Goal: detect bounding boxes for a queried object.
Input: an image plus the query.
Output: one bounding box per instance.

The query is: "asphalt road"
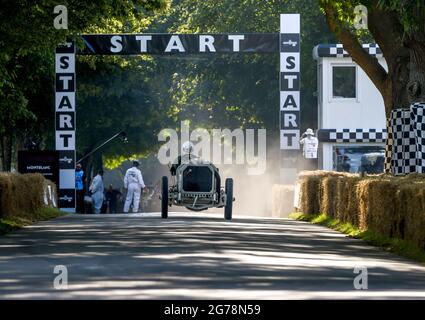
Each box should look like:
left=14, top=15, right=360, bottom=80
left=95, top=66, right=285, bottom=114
left=1, top=212, right=425, bottom=299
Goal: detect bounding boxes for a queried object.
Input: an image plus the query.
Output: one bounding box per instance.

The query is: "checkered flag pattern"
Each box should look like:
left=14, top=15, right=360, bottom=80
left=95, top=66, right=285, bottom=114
left=317, top=128, right=387, bottom=143
left=384, top=118, right=393, bottom=173
left=410, top=103, right=425, bottom=173
left=329, top=44, right=348, bottom=58
left=315, top=43, right=383, bottom=59
left=390, top=108, right=416, bottom=175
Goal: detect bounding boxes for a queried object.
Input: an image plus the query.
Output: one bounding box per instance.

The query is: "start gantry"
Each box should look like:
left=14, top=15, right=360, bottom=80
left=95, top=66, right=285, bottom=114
left=80, top=33, right=279, bottom=55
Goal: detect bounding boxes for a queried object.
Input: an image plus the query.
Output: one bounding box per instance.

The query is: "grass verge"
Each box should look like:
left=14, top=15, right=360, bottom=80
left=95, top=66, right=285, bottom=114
left=0, top=207, right=67, bottom=235
left=289, top=212, right=425, bottom=264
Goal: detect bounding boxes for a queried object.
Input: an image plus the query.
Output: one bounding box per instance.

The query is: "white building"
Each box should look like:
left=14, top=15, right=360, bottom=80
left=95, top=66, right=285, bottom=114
left=313, top=44, right=387, bottom=173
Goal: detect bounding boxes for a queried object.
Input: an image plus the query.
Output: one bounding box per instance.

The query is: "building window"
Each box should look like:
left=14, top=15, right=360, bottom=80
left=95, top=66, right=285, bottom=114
left=332, top=66, right=356, bottom=99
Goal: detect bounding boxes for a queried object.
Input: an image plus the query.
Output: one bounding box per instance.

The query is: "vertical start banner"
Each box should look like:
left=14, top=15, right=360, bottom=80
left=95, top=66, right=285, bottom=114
left=280, top=14, right=300, bottom=183
left=55, top=42, right=76, bottom=211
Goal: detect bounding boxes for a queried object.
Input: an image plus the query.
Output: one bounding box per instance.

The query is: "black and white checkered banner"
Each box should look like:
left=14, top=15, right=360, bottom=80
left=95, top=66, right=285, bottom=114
left=313, top=43, right=383, bottom=59
left=410, top=103, right=425, bottom=173
left=384, top=118, right=393, bottom=173
left=390, top=108, right=417, bottom=175
left=317, top=128, right=387, bottom=143
left=279, top=14, right=300, bottom=182
left=55, top=42, right=76, bottom=211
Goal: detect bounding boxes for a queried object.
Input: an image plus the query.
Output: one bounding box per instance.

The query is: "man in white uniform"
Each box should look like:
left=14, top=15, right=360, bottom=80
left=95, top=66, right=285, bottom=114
left=300, top=128, right=318, bottom=159
left=300, top=128, right=319, bottom=170
left=89, top=170, right=104, bottom=214
left=123, top=161, right=145, bottom=213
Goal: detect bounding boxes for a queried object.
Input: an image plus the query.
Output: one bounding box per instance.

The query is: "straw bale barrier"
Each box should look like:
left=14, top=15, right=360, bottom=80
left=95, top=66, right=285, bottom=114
left=0, top=173, right=57, bottom=218
left=272, top=184, right=294, bottom=217
left=296, top=171, right=425, bottom=249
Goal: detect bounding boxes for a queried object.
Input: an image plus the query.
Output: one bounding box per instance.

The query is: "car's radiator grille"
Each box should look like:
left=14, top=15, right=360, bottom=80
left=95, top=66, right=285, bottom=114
left=182, top=192, right=213, bottom=198
left=183, top=166, right=212, bottom=192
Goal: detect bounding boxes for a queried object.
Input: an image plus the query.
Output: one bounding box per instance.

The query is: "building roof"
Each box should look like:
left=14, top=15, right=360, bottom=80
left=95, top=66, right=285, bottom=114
left=313, top=43, right=383, bottom=60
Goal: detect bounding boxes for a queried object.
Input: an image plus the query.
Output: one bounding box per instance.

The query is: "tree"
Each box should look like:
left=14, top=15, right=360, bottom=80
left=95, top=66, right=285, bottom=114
left=319, top=0, right=425, bottom=117
left=0, top=0, right=167, bottom=171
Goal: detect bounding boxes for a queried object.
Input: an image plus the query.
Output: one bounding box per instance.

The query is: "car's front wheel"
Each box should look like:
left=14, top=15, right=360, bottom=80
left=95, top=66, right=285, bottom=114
left=224, top=178, right=233, bottom=220
left=161, top=176, right=168, bottom=219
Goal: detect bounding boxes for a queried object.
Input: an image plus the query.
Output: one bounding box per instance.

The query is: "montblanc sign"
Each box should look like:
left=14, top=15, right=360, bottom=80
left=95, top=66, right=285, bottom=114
left=81, top=34, right=279, bottom=55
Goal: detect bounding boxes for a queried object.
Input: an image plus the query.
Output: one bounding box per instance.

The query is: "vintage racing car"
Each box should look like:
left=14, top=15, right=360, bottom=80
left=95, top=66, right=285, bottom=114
left=160, top=144, right=234, bottom=220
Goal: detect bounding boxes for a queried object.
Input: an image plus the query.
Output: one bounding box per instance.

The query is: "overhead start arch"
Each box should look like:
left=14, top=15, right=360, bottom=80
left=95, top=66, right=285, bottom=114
left=55, top=14, right=301, bottom=211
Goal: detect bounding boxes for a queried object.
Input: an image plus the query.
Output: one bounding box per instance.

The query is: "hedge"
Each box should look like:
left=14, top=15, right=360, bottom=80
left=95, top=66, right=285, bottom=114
left=295, top=171, right=425, bottom=250
left=0, top=173, right=57, bottom=218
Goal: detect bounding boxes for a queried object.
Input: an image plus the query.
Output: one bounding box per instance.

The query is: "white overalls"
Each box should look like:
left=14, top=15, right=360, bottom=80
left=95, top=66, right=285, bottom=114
left=123, top=167, right=145, bottom=213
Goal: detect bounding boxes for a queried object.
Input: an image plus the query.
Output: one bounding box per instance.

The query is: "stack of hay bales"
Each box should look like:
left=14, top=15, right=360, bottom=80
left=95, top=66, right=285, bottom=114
left=297, top=171, right=344, bottom=216
left=392, top=175, right=425, bottom=248
left=296, top=171, right=425, bottom=249
left=357, top=177, right=398, bottom=236
left=0, top=173, right=57, bottom=218
left=272, top=184, right=294, bottom=218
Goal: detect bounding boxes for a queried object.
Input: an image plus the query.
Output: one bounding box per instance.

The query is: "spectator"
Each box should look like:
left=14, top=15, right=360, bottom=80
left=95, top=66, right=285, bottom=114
left=105, top=184, right=122, bottom=213
left=75, top=163, right=85, bottom=213
left=89, top=170, right=104, bottom=214
left=341, top=155, right=351, bottom=172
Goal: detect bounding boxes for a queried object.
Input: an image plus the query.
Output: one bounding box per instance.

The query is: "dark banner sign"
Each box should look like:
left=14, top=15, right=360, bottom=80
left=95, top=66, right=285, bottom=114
left=81, top=33, right=279, bottom=55
left=18, top=150, right=59, bottom=187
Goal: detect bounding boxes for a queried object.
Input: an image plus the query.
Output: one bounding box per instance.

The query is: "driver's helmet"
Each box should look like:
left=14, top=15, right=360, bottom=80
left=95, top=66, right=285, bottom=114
left=181, top=141, right=194, bottom=155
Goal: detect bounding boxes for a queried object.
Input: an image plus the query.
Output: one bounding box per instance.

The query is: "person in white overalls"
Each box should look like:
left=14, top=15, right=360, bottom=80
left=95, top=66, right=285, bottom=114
left=300, top=128, right=319, bottom=170
left=123, top=161, right=146, bottom=213
left=89, top=170, right=105, bottom=214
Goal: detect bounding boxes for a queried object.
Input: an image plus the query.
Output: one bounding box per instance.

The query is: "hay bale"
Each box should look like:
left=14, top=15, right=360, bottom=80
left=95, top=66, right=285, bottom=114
left=298, top=171, right=325, bottom=215
left=335, top=176, right=350, bottom=222
left=335, top=175, right=361, bottom=226
left=272, top=184, right=294, bottom=217
left=294, top=171, right=425, bottom=249
left=320, top=175, right=340, bottom=218
left=357, top=177, right=398, bottom=235
left=397, top=178, right=425, bottom=248
left=0, top=173, right=47, bottom=218
left=0, top=173, right=13, bottom=218
left=297, top=171, right=346, bottom=216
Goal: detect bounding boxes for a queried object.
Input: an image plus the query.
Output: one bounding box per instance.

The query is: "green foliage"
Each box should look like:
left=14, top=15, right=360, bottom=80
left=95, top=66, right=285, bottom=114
left=76, top=55, right=172, bottom=161
left=378, top=0, right=425, bottom=32
left=157, top=0, right=334, bottom=130
left=0, top=0, right=168, bottom=169
left=319, top=0, right=425, bottom=42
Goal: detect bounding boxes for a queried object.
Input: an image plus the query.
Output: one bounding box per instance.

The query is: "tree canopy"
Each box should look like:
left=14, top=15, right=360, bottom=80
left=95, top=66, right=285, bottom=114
left=319, top=0, right=425, bottom=116
left=0, top=0, right=167, bottom=170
